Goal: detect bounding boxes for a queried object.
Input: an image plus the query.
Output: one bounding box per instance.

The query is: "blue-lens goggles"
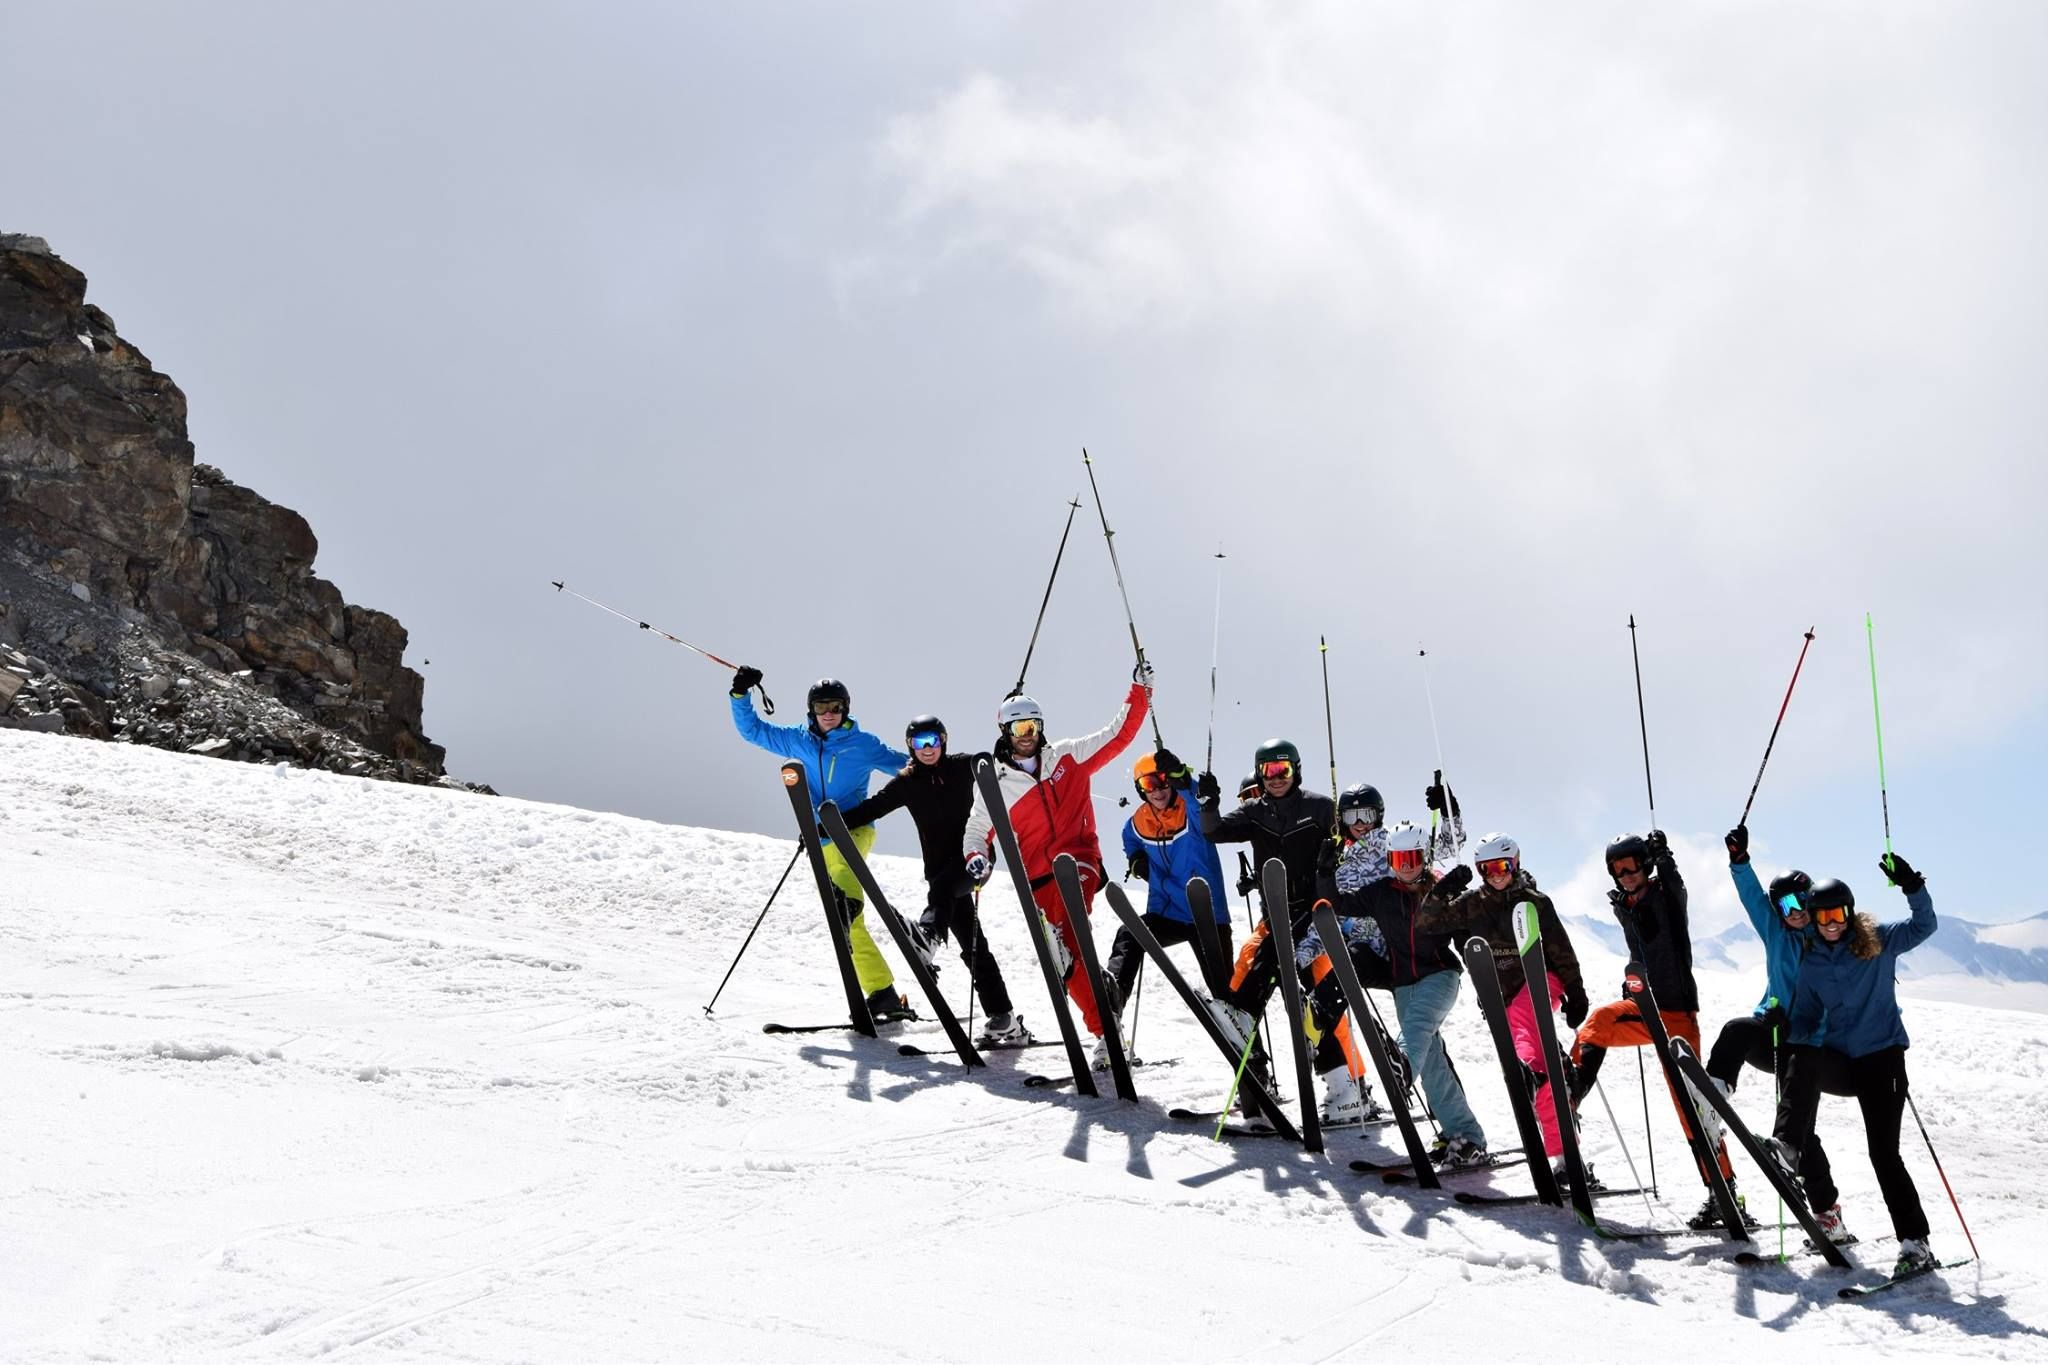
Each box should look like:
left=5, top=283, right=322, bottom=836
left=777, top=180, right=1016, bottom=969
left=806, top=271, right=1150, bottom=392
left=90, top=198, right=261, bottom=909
left=1776, top=892, right=1807, bottom=918
left=909, top=731, right=945, bottom=752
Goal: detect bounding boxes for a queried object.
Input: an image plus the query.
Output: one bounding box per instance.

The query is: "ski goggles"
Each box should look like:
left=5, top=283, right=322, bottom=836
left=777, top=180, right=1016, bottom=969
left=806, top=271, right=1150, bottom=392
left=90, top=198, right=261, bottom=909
left=908, top=731, right=945, bottom=752
left=1812, top=904, right=1851, bottom=927
left=1609, top=860, right=1644, bottom=880
left=811, top=701, right=847, bottom=716
left=1341, top=807, right=1380, bottom=829
left=1136, top=769, right=1173, bottom=792
left=1476, top=857, right=1517, bottom=880
left=1776, top=892, right=1808, bottom=919
left=1388, top=847, right=1428, bottom=875
left=1259, top=760, right=1294, bottom=781
left=1006, top=718, right=1041, bottom=739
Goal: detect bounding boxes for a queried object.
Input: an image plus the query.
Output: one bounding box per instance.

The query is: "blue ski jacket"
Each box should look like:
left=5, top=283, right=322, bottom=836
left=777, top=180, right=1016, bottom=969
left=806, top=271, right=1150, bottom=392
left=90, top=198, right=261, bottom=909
left=730, top=694, right=908, bottom=835
left=1121, top=776, right=1230, bottom=926
left=1731, top=860, right=1823, bottom=1045
left=1789, top=886, right=1936, bottom=1059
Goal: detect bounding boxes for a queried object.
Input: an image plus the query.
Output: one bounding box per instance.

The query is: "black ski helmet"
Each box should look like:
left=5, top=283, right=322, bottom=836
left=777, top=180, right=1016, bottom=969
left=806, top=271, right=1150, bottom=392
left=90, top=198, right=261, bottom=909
left=1253, top=738, right=1302, bottom=770
left=1807, top=878, right=1856, bottom=913
left=905, top=714, right=946, bottom=747
left=1338, top=783, right=1384, bottom=824
left=1237, top=772, right=1262, bottom=800
left=807, top=678, right=851, bottom=711
left=1605, top=833, right=1652, bottom=875
left=1767, top=870, right=1814, bottom=907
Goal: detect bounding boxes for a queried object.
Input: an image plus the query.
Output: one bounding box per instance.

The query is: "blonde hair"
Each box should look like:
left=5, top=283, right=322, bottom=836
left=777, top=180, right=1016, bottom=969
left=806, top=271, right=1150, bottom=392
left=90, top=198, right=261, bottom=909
left=1849, top=912, right=1883, bottom=961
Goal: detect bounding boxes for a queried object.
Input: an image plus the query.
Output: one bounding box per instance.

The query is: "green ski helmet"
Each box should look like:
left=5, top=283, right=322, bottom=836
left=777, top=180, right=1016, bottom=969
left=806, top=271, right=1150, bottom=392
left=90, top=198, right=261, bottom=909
left=1253, top=739, right=1301, bottom=789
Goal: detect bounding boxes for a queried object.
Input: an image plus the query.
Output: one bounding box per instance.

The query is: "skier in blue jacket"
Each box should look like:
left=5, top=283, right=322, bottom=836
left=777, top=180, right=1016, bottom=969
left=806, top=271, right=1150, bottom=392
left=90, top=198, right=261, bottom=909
left=1106, top=748, right=1233, bottom=1009
left=729, top=669, right=912, bottom=1020
left=1780, top=852, right=1941, bottom=1279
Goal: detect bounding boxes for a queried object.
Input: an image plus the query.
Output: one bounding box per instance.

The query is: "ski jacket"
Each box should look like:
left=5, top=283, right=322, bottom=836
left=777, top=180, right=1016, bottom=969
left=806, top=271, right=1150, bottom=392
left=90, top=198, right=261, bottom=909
left=1608, top=846, right=1698, bottom=1012
left=1331, top=875, right=1462, bottom=987
left=1336, top=815, right=1466, bottom=893
left=1731, top=860, right=1822, bottom=1043
left=1789, top=886, right=1936, bottom=1059
left=1120, top=776, right=1230, bottom=926
left=729, top=695, right=908, bottom=835
left=1415, top=871, right=1584, bottom=1006
left=841, top=752, right=988, bottom=890
left=1199, top=786, right=1338, bottom=914
left=963, top=683, right=1149, bottom=885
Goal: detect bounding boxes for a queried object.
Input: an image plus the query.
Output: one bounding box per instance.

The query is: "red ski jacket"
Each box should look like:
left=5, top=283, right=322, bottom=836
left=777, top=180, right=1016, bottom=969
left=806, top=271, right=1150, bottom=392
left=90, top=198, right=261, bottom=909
left=963, top=683, right=1149, bottom=887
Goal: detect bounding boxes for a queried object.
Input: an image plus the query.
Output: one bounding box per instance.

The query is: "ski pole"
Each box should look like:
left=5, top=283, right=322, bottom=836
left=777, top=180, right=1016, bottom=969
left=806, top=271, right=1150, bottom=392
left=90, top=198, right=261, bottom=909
left=1906, top=1092, right=1980, bottom=1260
left=1594, top=1079, right=1658, bottom=1226
left=1419, top=646, right=1463, bottom=855
left=1206, top=547, right=1226, bottom=773
left=1737, top=627, right=1817, bottom=827
left=1319, top=636, right=1341, bottom=846
left=1636, top=1048, right=1658, bottom=1197
left=1081, top=448, right=1164, bottom=747
left=1010, top=497, right=1085, bottom=698
left=1627, top=614, right=1657, bottom=831
left=1215, top=1017, right=1264, bottom=1140
left=553, top=580, right=776, bottom=714
left=702, top=844, right=802, bottom=1014
left=1867, top=612, right=1894, bottom=864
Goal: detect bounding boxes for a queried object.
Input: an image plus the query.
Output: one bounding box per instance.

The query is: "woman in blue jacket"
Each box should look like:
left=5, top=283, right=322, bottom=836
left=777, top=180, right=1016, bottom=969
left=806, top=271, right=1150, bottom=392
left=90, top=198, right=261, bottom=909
left=729, top=670, right=911, bottom=1020
left=1782, top=851, right=1940, bottom=1279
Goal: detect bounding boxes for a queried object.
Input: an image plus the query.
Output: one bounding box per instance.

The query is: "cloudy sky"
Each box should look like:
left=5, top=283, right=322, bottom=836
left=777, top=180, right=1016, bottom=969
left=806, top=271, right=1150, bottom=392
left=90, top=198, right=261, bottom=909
left=8, top=2, right=2044, bottom=934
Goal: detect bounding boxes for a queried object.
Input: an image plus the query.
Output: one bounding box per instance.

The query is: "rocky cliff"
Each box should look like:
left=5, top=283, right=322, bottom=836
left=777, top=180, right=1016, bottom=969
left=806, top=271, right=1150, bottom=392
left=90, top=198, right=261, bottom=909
left=0, top=233, right=457, bottom=784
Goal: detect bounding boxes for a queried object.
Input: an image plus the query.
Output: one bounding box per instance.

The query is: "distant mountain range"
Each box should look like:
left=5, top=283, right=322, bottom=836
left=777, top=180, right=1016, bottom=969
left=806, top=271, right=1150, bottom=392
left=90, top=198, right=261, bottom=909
left=1564, top=910, right=2048, bottom=988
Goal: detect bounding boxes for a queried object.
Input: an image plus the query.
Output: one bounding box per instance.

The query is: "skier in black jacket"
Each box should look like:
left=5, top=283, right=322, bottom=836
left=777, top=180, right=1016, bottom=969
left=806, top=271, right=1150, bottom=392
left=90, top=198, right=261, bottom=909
left=840, top=716, right=1024, bottom=1045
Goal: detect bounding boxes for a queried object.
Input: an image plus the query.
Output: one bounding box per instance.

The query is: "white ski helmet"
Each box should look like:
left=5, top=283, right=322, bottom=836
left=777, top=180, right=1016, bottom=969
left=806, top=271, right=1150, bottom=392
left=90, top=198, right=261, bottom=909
left=1385, top=821, right=1429, bottom=855
left=996, top=695, right=1044, bottom=729
left=1473, top=832, right=1520, bottom=868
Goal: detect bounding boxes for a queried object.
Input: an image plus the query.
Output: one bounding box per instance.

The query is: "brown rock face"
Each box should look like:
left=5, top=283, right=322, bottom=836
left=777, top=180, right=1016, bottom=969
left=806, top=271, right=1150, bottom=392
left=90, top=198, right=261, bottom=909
left=0, top=233, right=447, bottom=777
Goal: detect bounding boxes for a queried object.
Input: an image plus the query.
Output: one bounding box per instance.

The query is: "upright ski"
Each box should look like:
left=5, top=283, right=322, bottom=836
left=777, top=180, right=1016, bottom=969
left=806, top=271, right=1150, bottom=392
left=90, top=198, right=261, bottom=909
left=973, top=759, right=1095, bottom=1097
left=1670, top=1038, right=1852, bottom=1268
left=1259, top=859, right=1323, bottom=1154
left=1623, top=974, right=1749, bottom=1243
left=1055, top=853, right=1134, bottom=1100
left=1312, top=901, right=1438, bottom=1187
left=1186, top=875, right=1231, bottom=994
left=1460, top=935, right=1562, bottom=1207
left=819, top=801, right=984, bottom=1070
left=1513, top=902, right=1596, bottom=1224
left=781, top=764, right=874, bottom=1037
left=1102, top=882, right=1299, bottom=1139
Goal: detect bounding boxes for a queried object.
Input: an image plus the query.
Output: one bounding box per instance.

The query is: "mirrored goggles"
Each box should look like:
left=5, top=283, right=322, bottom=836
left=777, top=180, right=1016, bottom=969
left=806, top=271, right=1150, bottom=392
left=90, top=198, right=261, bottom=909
left=909, top=731, right=945, bottom=752
left=1341, top=807, right=1380, bottom=830
left=1136, top=770, right=1173, bottom=792
left=1007, top=718, right=1041, bottom=739
left=1388, top=847, right=1428, bottom=874
left=1812, top=905, right=1850, bottom=927
left=1477, top=857, right=1517, bottom=880
left=1776, top=892, right=1808, bottom=919
left=1259, top=760, right=1294, bottom=781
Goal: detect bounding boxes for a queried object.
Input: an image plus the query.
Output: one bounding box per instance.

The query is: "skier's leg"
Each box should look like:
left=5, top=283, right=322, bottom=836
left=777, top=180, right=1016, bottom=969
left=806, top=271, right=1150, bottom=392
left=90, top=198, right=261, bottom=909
left=1569, top=997, right=1646, bottom=1098
left=1705, top=1013, right=1764, bottom=1090
left=1852, top=1048, right=1930, bottom=1243
left=823, top=826, right=894, bottom=994
left=951, top=889, right=1014, bottom=1017
left=1664, top=1013, right=1734, bottom=1179
left=1774, top=1044, right=1833, bottom=1206
left=1033, top=871, right=1102, bottom=1035
left=1505, top=975, right=1564, bottom=1158
left=1399, top=973, right=1484, bottom=1146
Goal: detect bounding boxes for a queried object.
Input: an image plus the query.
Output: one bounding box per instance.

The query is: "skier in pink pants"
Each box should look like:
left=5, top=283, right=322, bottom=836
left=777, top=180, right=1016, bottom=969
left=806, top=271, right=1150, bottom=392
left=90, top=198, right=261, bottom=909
left=1417, top=833, right=1592, bottom=1185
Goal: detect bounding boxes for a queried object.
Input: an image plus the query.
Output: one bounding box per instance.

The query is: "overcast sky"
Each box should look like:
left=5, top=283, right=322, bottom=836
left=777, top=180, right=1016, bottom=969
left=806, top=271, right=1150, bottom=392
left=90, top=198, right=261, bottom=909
left=7, top=2, right=2044, bottom=934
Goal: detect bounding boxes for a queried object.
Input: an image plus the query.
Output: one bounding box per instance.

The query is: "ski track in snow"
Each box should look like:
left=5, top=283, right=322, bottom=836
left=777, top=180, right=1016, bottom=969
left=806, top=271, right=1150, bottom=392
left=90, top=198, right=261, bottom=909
left=2, top=730, right=2044, bottom=1361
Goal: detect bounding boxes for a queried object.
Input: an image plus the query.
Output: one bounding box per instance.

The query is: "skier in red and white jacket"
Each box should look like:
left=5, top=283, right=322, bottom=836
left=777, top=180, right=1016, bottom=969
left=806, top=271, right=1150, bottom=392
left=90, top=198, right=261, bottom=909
left=963, top=665, right=1152, bottom=1051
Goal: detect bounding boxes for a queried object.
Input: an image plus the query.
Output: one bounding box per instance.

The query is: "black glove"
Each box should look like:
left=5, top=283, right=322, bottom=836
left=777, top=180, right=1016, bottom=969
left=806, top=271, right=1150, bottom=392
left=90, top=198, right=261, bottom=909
left=1563, top=984, right=1589, bottom=1029
left=1435, top=864, right=1474, bottom=897
left=1195, top=770, right=1221, bottom=804
left=1647, top=829, right=1669, bottom=859
left=1725, top=824, right=1750, bottom=864
left=1423, top=780, right=1460, bottom=817
left=1153, top=747, right=1185, bottom=778
left=1759, top=1002, right=1789, bottom=1035
left=1127, top=848, right=1151, bottom=882
left=1880, top=851, right=1924, bottom=895
left=730, top=664, right=763, bottom=697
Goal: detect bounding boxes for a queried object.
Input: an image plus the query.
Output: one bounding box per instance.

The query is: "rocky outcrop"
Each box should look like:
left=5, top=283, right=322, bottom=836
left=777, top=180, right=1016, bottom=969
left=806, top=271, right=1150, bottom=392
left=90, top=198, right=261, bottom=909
left=0, top=233, right=457, bottom=782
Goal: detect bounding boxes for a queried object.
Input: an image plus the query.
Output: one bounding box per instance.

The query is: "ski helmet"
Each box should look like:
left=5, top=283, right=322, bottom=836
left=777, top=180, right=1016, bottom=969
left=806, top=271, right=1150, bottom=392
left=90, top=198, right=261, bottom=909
left=1605, top=833, right=1651, bottom=876
left=1338, top=783, right=1384, bottom=828
left=1807, top=878, right=1855, bottom=913
left=1253, top=739, right=1302, bottom=784
left=996, top=694, right=1044, bottom=728
left=1767, top=869, right=1814, bottom=916
left=1237, top=772, right=1262, bottom=800
left=807, top=677, right=851, bottom=711
left=905, top=714, right=947, bottom=750
left=1131, top=751, right=1171, bottom=797
left=1385, top=820, right=1429, bottom=853
left=1474, top=832, right=1520, bottom=872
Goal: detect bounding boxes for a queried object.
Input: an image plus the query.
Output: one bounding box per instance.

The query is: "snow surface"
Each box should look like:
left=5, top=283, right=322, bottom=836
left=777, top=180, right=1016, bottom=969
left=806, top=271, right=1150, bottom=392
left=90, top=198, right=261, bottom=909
left=3, top=730, right=2044, bottom=1362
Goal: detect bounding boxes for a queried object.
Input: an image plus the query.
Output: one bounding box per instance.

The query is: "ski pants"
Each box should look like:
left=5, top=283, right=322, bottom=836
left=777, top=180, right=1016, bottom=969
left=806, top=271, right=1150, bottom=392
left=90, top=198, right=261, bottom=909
left=1031, top=861, right=1105, bottom=1036
left=920, top=884, right=1013, bottom=1018
left=821, top=825, right=893, bottom=995
left=1505, top=972, right=1568, bottom=1158
left=1570, top=1002, right=1733, bottom=1181
left=1105, top=914, right=1234, bottom=1006
left=1226, top=915, right=1352, bottom=1076
left=1395, top=970, right=1484, bottom=1148
left=1778, top=1045, right=1927, bottom=1240
left=1707, top=1013, right=1859, bottom=1097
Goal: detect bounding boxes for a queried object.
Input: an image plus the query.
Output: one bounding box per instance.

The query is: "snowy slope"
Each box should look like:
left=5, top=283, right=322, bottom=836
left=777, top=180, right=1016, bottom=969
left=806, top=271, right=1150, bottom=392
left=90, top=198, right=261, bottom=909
left=2, top=730, right=2044, bottom=1362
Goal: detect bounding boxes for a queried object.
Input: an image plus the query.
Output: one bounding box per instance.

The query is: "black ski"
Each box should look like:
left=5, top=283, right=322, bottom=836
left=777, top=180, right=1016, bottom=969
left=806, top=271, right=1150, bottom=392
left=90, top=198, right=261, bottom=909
left=899, top=1039, right=1058, bottom=1058
left=1369, top=1150, right=1523, bottom=1181
left=1312, top=901, right=1440, bottom=1188
left=1513, top=902, right=1596, bottom=1225
left=1055, top=853, right=1134, bottom=1100
left=1456, top=1183, right=1648, bottom=1208
left=780, top=764, right=874, bottom=1036
left=1026, top=1057, right=1179, bottom=1089
left=1734, top=1236, right=1866, bottom=1267
left=1460, top=935, right=1563, bottom=1207
left=1186, top=875, right=1233, bottom=994
left=1622, top=973, right=1750, bottom=1243
left=974, top=759, right=1096, bottom=1097
left=1102, top=882, right=1299, bottom=1139
left=764, top=1021, right=889, bottom=1035
left=1258, top=860, right=1323, bottom=1152
left=1839, top=1260, right=1971, bottom=1301
left=819, top=801, right=984, bottom=1070
left=1669, top=1038, right=1853, bottom=1268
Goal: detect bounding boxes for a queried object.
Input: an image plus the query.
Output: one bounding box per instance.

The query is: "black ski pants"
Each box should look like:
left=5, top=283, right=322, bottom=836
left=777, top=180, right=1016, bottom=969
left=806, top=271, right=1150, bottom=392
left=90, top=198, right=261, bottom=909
left=919, top=885, right=1014, bottom=1018
left=1777, top=1044, right=1928, bottom=1242
left=1106, top=914, right=1234, bottom=1005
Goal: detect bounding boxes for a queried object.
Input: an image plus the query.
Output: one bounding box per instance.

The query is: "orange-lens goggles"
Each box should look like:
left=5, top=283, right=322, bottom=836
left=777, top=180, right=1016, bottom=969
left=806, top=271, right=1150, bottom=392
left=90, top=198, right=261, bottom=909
left=1477, top=857, right=1516, bottom=879
left=1609, top=860, right=1643, bottom=879
left=1812, top=905, right=1850, bottom=926
left=1137, top=770, right=1172, bottom=792
left=1260, top=760, right=1294, bottom=780
left=1389, top=848, right=1427, bottom=874
left=1008, top=718, right=1041, bottom=738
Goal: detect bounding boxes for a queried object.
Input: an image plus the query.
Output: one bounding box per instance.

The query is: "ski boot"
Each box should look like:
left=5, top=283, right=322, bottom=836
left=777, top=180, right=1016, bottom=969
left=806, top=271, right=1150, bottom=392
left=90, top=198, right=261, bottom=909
left=976, top=1011, right=1033, bottom=1048
left=863, top=987, right=916, bottom=1025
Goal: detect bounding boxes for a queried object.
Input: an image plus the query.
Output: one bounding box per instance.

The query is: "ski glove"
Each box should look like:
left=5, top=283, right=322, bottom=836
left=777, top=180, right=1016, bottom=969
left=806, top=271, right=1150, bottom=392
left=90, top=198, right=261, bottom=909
left=1434, top=864, right=1475, bottom=898
left=1152, top=747, right=1186, bottom=779
left=1725, top=823, right=1750, bottom=864
left=1127, top=848, right=1151, bottom=882
left=1562, top=984, right=1589, bottom=1029
left=965, top=852, right=993, bottom=887
left=1423, top=782, right=1460, bottom=817
left=1879, top=851, right=1924, bottom=895
left=1195, top=771, right=1221, bottom=804
left=730, top=664, right=763, bottom=697
left=1647, top=829, right=1670, bottom=859
left=1133, top=659, right=1156, bottom=689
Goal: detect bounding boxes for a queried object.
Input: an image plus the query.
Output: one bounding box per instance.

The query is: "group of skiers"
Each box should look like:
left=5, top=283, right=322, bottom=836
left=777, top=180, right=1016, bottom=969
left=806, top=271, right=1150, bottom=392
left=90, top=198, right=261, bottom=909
left=722, top=664, right=1944, bottom=1282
